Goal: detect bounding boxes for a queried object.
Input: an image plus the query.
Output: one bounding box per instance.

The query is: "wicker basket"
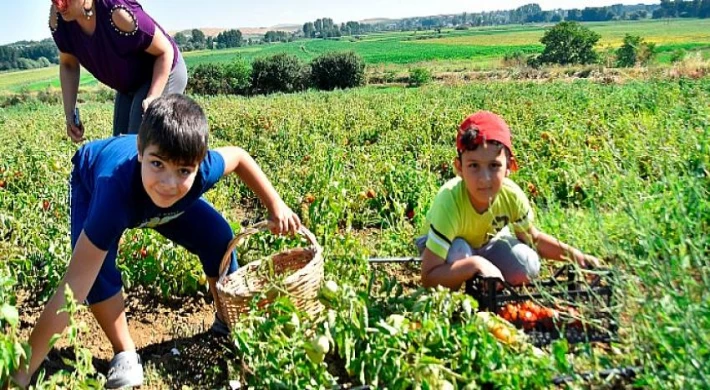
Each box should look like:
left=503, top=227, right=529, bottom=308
left=215, top=221, right=324, bottom=331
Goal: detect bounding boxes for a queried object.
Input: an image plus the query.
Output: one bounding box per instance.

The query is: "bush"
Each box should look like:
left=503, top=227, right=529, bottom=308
left=309, top=51, right=366, bottom=91
left=223, top=58, right=252, bottom=95
left=187, top=58, right=251, bottom=95
left=670, top=49, right=687, bottom=63
left=188, top=63, right=226, bottom=95
left=408, top=67, right=432, bottom=87
left=502, top=51, right=528, bottom=67
left=251, top=53, right=309, bottom=95
left=615, top=34, right=656, bottom=67
left=538, top=21, right=600, bottom=65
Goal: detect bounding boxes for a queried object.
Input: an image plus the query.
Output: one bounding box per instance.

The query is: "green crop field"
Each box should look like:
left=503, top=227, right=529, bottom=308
left=2, top=18, right=710, bottom=92
left=1, top=78, right=708, bottom=388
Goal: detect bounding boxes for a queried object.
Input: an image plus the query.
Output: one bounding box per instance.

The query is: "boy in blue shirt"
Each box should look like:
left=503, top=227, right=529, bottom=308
left=13, top=94, right=301, bottom=388
left=418, top=111, right=600, bottom=290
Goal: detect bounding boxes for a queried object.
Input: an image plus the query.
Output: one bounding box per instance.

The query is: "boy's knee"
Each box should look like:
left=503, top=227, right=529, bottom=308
left=446, top=238, right=473, bottom=263
left=199, top=222, right=235, bottom=277
left=508, top=244, right=540, bottom=284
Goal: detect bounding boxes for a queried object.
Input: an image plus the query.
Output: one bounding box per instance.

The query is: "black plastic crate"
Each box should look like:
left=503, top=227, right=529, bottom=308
left=465, top=265, right=618, bottom=347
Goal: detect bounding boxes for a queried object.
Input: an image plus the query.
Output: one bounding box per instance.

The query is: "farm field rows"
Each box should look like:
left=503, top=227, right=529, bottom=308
left=2, top=18, right=710, bottom=92
left=1, top=79, right=708, bottom=388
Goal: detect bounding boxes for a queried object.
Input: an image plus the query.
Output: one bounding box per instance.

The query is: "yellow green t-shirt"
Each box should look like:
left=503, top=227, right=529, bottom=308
left=423, top=177, right=534, bottom=259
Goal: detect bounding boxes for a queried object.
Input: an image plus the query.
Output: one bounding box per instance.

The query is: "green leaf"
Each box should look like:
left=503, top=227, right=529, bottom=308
left=0, top=303, right=18, bottom=326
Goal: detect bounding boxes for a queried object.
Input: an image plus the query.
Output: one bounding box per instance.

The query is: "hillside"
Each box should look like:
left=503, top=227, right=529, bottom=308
left=172, top=24, right=301, bottom=38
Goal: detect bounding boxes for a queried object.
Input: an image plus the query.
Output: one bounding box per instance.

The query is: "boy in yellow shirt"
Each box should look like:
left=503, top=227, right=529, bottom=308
left=418, top=111, right=600, bottom=289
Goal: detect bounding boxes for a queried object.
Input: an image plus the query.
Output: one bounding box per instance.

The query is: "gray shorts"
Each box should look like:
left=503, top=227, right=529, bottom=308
left=112, top=52, right=188, bottom=136
left=416, top=227, right=540, bottom=286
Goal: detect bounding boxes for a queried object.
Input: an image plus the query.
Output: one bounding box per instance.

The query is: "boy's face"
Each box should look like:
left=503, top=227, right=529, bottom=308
left=138, top=144, right=200, bottom=208
left=454, top=143, right=509, bottom=212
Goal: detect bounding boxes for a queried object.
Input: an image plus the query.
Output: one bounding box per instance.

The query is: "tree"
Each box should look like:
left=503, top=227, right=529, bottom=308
left=191, top=29, right=206, bottom=49
left=616, top=34, right=657, bottom=67
left=303, top=22, right=315, bottom=38
left=251, top=53, right=308, bottom=95
left=538, top=21, right=601, bottom=65
left=173, top=32, right=188, bottom=46
left=309, top=51, right=365, bottom=90
left=216, top=29, right=243, bottom=48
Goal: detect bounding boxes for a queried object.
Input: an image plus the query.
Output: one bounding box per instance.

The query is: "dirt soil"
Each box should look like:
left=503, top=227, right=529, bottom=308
left=18, top=287, right=236, bottom=389
left=15, top=259, right=422, bottom=389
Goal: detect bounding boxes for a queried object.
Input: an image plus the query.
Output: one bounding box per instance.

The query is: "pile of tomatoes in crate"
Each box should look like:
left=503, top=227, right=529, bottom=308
left=497, top=300, right=581, bottom=331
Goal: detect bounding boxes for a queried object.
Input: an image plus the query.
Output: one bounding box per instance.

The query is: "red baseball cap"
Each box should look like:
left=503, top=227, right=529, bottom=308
left=457, top=111, right=518, bottom=171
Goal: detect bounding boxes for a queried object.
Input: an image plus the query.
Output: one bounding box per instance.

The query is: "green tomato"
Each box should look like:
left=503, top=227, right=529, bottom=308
left=439, top=380, right=454, bottom=390
left=304, top=334, right=329, bottom=364
left=313, top=334, right=330, bottom=355
left=321, top=280, right=339, bottom=300
left=284, top=313, right=300, bottom=336
left=386, top=314, right=406, bottom=330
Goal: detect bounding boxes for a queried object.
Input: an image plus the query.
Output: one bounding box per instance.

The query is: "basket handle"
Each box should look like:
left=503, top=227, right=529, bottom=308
left=218, top=221, right=321, bottom=279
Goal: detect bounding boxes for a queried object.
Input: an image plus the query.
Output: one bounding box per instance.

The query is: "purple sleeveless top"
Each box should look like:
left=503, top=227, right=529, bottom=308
left=50, top=0, right=179, bottom=94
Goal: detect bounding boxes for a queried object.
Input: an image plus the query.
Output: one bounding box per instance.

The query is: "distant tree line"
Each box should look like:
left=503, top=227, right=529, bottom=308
left=174, top=28, right=245, bottom=51
left=302, top=18, right=376, bottom=38
left=379, top=3, right=660, bottom=29
left=0, top=39, right=59, bottom=71
left=653, top=0, right=710, bottom=18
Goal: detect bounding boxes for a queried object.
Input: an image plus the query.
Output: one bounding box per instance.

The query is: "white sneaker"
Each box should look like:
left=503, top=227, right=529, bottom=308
left=106, top=350, right=144, bottom=389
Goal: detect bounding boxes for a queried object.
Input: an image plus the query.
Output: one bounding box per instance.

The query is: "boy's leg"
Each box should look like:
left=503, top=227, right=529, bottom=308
left=479, top=228, right=540, bottom=286
left=153, top=198, right=238, bottom=320
left=447, top=238, right=475, bottom=263
left=416, top=235, right=477, bottom=263
left=89, top=291, right=135, bottom=353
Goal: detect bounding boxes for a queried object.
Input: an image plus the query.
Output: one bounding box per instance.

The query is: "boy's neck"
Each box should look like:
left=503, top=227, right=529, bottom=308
left=467, top=191, right=493, bottom=214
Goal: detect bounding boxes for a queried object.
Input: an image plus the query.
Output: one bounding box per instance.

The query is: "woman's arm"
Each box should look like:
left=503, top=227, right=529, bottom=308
left=59, top=51, right=84, bottom=142
left=142, top=28, right=174, bottom=111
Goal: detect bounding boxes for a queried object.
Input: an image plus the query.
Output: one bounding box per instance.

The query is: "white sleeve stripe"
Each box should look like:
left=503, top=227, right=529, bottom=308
left=428, top=231, right=451, bottom=252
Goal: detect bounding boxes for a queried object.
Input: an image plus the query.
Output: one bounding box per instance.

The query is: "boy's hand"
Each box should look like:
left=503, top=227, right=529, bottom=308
left=572, top=249, right=601, bottom=269
left=475, top=257, right=505, bottom=281
left=267, top=201, right=302, bottom=236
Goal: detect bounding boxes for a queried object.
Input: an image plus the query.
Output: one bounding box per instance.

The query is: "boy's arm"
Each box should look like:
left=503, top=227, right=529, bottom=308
left=516, top=226, right=600, bottom=268
left=215, top=146, right=301, bottom=235
left=13, top=231, right=107, bottom=387
left=420, top=248, right=503, bottom=290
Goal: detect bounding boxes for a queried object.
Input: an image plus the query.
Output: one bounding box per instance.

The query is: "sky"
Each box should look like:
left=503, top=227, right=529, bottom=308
left=1, top=1, right=657, bottom=45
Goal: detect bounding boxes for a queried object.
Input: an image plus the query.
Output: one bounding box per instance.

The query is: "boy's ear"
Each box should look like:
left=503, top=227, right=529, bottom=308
left=136, top=139, right=143, bottom=162
left=453, top=157, right=462, bottom=175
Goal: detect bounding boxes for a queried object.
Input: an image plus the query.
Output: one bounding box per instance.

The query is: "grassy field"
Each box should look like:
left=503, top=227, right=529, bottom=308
left=2, top=18, right=710, bottom=92
left=0, top=78, right=708, bottom=388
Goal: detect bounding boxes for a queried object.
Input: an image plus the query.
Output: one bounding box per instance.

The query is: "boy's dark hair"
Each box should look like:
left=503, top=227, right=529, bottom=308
left=457, top=127, right=512, bottom=163
left=138, top=94, right=209, bottom=165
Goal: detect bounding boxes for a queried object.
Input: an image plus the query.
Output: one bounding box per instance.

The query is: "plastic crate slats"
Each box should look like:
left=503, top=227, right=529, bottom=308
left=466, top=265, right=618, bottom=346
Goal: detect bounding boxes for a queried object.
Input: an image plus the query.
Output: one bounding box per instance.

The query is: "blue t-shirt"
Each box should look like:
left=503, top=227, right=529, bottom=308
left=71, top=135, right=225, bottom=251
